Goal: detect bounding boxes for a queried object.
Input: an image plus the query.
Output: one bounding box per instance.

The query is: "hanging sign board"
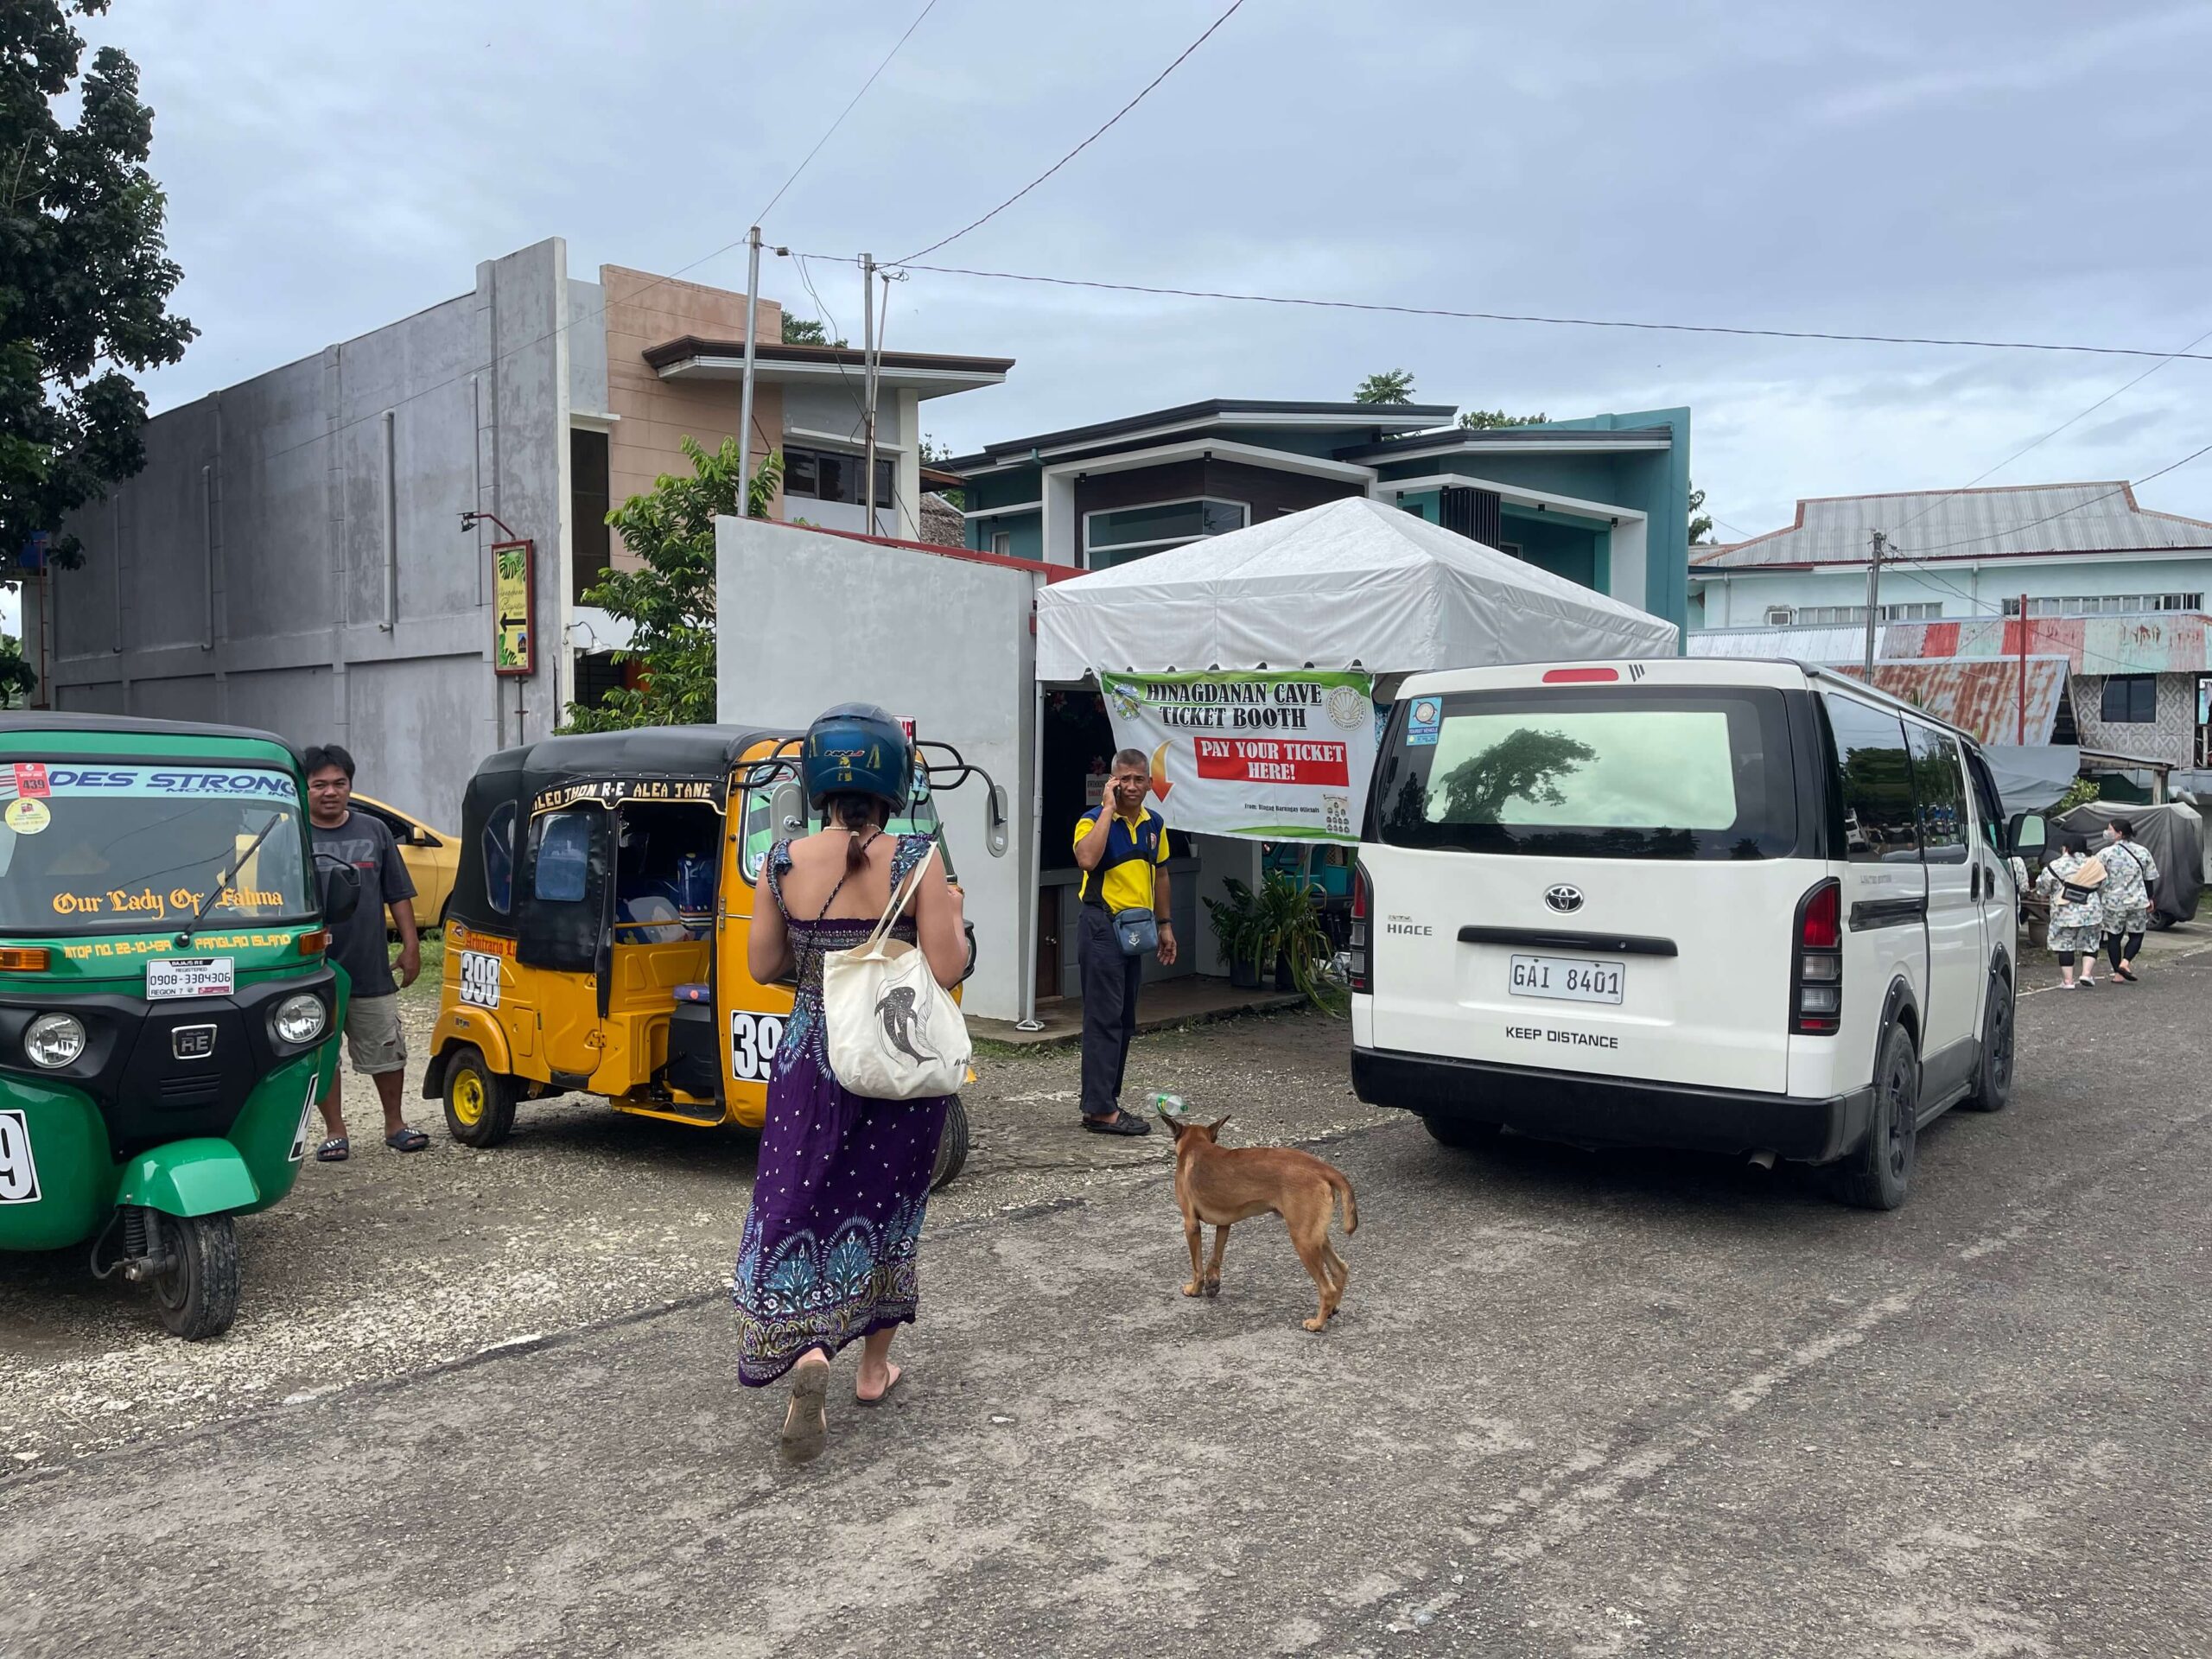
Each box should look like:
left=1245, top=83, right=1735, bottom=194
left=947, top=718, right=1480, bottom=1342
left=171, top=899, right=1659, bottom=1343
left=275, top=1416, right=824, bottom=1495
left=1098, top=669, right=1377, bottom=842
left=493, top=540, right=535, bottom=677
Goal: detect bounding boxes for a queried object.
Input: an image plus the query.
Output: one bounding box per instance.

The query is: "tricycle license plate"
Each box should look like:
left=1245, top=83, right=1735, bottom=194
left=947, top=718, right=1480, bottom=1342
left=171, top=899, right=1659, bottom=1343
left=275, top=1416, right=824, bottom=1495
left=1508, top=954, right=1624, bottom=1005
left=146, top=957, right=235, bottom=1001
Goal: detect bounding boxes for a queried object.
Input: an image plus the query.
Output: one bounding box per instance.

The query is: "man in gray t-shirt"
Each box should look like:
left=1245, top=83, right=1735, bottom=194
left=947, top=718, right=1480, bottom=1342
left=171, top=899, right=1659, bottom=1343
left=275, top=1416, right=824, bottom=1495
left=304, top=744, right=425, bottom=1159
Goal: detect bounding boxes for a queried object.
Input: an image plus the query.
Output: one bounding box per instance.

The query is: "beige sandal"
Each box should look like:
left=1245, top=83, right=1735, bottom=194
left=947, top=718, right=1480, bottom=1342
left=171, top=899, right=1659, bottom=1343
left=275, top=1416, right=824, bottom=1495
left=779, top=1363, right=830, bottom=1463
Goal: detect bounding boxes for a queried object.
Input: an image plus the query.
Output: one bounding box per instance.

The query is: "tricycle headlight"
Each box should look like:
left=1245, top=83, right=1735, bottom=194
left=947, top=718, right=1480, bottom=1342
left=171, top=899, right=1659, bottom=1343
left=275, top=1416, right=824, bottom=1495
left=24, top=1012, right=86, bottom=1069
left=271, top=993, right=327, bottom=1046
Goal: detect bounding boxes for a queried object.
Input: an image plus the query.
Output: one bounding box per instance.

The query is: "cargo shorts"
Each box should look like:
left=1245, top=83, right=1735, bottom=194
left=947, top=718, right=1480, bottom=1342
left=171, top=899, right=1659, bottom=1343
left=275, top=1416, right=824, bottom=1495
left=343, top=994, right=409, bottom=1076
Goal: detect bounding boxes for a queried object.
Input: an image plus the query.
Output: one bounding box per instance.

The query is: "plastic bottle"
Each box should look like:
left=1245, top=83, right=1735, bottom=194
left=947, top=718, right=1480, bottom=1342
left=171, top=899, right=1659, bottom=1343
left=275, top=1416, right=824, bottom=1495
left=1153, top=1092, right=1186, bottom=1119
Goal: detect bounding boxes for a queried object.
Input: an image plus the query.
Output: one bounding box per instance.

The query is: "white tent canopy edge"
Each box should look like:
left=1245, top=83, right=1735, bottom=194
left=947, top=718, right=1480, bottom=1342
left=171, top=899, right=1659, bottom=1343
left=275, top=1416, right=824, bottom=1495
left=1033, top=496, right=1679, bottom=683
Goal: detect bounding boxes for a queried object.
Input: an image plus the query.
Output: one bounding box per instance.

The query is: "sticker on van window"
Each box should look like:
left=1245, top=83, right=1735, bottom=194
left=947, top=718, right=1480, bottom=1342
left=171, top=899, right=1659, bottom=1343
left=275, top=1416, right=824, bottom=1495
left=4, top=797, right=50, bottom=835
left=458, top=950, right=501, bottom=1008
left=1405, top=697, right=1443, bottom=747
left=0, top=1108, right=41, bottom=1203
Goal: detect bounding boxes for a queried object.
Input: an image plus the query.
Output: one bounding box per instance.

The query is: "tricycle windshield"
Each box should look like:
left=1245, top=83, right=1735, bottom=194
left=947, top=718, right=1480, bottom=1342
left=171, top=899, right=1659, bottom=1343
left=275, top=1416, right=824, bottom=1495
left=0, top=761, right=313, bottom=936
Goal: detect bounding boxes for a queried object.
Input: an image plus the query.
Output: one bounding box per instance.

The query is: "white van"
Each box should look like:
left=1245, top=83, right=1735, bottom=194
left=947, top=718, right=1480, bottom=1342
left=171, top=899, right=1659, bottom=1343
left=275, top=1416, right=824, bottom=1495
left=1350, top=659, right=2021, bottom=1209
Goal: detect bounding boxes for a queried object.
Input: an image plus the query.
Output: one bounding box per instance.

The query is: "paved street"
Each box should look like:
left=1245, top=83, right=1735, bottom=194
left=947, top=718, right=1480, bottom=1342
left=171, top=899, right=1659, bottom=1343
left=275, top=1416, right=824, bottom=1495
left=6, top=938, right=2211, bottom=1657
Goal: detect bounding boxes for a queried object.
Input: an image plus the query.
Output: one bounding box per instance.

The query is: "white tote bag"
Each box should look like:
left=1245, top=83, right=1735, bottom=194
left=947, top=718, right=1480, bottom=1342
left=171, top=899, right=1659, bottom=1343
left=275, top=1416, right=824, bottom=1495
left=822, top=855, right=971, bottom=1100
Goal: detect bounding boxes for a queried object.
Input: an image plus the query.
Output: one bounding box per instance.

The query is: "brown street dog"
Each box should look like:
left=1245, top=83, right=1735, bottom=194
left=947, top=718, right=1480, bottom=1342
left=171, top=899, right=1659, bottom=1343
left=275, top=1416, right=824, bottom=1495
left=1163, top=1109, right=1358, bottom=1332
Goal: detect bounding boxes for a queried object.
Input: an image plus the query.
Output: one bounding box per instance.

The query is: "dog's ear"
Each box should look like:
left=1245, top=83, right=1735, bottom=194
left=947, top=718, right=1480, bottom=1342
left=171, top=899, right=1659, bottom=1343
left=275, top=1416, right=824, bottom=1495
left=1160, top=1109, right=1187, bottom=1135
left=1208, top=1114, right=1232, bottom=1135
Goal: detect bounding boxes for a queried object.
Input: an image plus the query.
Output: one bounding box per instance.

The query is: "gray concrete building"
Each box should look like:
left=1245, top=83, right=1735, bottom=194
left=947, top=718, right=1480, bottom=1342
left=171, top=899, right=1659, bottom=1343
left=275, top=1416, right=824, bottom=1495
left=29, top=237, right=1011, bottom=830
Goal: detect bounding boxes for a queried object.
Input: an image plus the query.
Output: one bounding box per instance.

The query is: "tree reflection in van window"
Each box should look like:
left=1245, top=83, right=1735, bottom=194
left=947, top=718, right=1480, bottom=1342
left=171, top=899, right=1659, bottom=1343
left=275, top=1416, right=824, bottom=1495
left=1439, top=728, right=1596, bottom=823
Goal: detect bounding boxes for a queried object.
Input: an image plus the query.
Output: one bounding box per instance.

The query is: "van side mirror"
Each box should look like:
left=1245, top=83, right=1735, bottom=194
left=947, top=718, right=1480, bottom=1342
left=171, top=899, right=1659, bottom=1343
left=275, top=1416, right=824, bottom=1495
left=767, top=781, right=810, bottom=840
left=320, top=860, right=362, bottom=924
left=2006, top=810, right=2048, bottom=863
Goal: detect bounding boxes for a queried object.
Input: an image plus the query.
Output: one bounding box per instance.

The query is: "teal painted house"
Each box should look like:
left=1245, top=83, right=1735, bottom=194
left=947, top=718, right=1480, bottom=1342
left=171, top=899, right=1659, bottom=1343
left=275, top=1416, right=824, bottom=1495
left=948, top=399, right=1692, bottom=637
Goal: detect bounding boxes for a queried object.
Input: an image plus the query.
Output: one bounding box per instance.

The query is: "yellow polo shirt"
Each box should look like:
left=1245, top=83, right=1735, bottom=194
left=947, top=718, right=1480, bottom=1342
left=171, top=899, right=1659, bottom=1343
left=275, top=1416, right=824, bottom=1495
left=1074, top=806, right=1169, bottom=914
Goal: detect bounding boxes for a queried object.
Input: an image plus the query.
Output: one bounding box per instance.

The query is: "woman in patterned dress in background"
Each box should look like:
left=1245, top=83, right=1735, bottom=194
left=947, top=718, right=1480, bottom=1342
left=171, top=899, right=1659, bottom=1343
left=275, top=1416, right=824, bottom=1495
left=2037, top=832, right=2107, bottom=990
left=734, top=704, right=967, bottom=1463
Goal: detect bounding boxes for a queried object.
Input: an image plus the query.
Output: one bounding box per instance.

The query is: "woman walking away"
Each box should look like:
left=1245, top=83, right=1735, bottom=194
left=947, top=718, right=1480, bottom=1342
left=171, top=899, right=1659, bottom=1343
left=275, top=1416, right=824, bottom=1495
left=733, top=703, right=967, bottom=1464
left=2038, top=833, right=2107, bottom=989
left=2098, top=818, right=2160, bottom=982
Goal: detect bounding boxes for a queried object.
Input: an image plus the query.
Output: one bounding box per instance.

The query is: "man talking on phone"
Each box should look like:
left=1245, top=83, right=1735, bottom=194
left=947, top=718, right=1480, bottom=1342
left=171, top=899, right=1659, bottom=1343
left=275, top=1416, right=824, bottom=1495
left=1071, top=748, right=1177, bottom=1135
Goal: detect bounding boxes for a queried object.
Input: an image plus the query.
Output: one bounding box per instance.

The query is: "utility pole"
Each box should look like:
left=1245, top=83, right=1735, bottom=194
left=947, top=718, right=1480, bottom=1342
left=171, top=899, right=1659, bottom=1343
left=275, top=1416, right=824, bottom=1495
left=737, top=226, right=764, bottom=496
left=861, top=251, right=880, bottom=533
left=1861, top=528, right=1887, bottom=677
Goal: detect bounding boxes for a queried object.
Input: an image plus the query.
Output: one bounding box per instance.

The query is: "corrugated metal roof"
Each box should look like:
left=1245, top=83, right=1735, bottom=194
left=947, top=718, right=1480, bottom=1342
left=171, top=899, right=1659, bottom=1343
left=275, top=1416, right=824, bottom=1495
left=1832, top=658, right=2069, bottom=746
left=1689, top=613, right=2212, bottom=673
left=1693, top=482, right=2212, bottom=569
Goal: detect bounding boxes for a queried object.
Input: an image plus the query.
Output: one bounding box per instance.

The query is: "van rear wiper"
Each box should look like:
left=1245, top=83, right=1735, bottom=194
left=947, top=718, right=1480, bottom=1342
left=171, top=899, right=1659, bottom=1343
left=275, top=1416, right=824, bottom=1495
left=176, top=815, right=284, bottom=948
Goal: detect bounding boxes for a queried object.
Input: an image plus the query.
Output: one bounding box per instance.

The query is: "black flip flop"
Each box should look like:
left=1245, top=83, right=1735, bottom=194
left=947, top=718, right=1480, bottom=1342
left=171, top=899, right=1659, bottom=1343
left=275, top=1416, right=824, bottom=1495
left=384, top=1128, right=430, bottom=1153
left=315, top=1136, right=350, bottom=1163
left=855, top=1365, right=905, bottom=1408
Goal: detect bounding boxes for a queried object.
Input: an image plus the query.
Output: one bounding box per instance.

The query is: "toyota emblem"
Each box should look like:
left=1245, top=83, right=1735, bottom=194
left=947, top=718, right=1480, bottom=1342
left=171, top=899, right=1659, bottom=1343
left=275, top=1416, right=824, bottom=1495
left=1543, top=884, right=1584, bottom=914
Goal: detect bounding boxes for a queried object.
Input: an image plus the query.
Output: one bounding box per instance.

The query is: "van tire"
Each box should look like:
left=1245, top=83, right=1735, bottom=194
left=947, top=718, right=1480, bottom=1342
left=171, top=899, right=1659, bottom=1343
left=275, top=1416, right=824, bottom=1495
left=1961, top=969, right=2014, bottom=1113
left=442, top=1046, right=518, bottom=1148
left=1834, top=1023, right=1919, bottom=1211
left=1421, top=1115, right=1502, bottom=1150
left=930, top=1095, right=970, bottom=1191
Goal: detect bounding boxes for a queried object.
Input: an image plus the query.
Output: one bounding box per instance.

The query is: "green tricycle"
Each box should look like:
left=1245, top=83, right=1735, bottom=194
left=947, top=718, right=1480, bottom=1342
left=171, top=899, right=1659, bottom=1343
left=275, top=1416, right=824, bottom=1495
left=0, top=714, right=356, bottom=1339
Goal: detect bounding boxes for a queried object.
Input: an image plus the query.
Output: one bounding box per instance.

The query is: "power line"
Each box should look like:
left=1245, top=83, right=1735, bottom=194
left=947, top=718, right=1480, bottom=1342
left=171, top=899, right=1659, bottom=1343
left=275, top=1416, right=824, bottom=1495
left=755, top=0, right=942, bottom=226
left=1885, top=320, right=2212, bottom=541
left=895, top=0, right=1248, bottom=264
left=859, top=255, right=2212, bottom=365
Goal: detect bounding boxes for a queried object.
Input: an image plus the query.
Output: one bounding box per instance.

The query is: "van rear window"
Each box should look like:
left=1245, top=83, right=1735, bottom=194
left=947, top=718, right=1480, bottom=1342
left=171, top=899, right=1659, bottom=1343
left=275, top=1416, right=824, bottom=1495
left=1370, top=687, right=1799, bottom=859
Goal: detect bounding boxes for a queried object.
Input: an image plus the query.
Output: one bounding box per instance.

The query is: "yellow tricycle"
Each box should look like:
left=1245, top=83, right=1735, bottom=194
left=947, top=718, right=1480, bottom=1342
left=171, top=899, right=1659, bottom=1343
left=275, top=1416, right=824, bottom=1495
left=421, top=722, right=998, bottom=1187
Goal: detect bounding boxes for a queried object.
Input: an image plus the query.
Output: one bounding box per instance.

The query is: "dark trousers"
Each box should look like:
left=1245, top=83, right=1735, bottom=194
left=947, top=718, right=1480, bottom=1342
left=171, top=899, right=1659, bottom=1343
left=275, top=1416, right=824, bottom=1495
left=1078, top=904, right=1144, bottom=1118
left=2107, top=930, right=2145, bottom=970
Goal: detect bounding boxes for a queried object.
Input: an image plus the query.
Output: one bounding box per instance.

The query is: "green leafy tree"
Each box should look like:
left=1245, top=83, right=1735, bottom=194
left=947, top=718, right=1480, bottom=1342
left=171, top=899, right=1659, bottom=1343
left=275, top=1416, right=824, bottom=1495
left=1353, top=369, right=1416, bottom=405
left=1688, top=485, right=1713, bottom=545
left=1, top=2, right=194, bottom=574
left=1458, top=407, right=1547, bottom=430
left=0, top=634, right=35, bottom=707
left=562, top=437, right=782, bottom=732
left=780, top=314, right=848, bottom=348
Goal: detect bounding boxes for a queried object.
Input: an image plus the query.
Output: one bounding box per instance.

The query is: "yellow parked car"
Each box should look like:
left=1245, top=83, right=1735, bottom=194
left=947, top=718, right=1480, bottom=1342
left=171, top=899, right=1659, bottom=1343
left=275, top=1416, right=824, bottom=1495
left=349, top=793, right=460, bottom=928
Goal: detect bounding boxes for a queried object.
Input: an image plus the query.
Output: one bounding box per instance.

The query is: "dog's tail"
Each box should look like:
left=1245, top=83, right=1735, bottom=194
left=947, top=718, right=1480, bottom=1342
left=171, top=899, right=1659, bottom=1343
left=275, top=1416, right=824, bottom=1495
left=1326, top=1166, right=1358, bottom=1236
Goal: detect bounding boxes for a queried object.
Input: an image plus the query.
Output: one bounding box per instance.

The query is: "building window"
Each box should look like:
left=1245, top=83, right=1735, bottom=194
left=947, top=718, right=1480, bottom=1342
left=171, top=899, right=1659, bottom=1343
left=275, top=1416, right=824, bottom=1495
left=785, top=445, right=894, bottom=511
left=990, top=530, right=1013, bottom=557
left=1788, top=602, right=1941, bottom=626
left=2100, top=675, right=2158, bottom=724
left=2003, top=593, right=2203, bottom=617
left=1082, top=498, right=1246, bottom=569
left=570, top=429, right=611, bottom=607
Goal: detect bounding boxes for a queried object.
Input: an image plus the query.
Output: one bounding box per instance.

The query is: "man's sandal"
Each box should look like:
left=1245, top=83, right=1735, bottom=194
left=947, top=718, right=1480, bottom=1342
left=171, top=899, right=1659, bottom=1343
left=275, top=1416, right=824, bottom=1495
left=384, top=1128, right=430, bottom=1153
left=315, top=1136, right=350, bottom=1162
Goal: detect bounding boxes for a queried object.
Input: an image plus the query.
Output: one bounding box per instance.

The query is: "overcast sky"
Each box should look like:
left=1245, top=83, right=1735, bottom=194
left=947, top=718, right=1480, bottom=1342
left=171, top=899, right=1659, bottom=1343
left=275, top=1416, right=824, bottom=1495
left=78, top=0, right=2212, bottom=548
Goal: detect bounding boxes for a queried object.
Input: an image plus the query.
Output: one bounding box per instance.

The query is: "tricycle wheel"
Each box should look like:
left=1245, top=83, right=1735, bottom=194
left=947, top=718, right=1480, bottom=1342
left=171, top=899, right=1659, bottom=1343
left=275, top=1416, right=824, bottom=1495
left=931, top=1095, right=970, bottom=1192
left=149, top=1211, right=240, bottom=1341
left=443, top=1045, right=518, bottom=1147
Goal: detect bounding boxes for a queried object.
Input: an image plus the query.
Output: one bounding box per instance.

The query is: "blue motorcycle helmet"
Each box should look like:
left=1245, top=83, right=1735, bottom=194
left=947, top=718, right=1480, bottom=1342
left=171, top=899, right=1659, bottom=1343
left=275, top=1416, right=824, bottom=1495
left=801, top=702, right=914, bottom=813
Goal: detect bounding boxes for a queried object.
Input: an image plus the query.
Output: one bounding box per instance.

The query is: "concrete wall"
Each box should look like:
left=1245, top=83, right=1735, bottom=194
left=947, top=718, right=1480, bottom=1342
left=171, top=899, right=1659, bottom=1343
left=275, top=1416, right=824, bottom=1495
left=717, top=517, right=1040, bottom=1022
left=41, top=238, right=574, bottom=832
left=1693, top=556, right=2212, bottom=630
left=601, top=265, right=782, bottom=554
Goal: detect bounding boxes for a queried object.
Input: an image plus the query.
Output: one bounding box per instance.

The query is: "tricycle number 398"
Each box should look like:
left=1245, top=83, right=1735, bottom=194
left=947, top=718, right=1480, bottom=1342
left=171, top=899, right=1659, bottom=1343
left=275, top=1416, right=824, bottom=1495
left=0, top=1109, right=41, bottom=1204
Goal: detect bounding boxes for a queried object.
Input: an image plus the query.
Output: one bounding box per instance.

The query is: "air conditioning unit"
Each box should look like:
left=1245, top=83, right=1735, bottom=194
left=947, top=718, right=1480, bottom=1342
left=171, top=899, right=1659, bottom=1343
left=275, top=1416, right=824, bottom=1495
left=1764, top=607, right=1796, bottom=626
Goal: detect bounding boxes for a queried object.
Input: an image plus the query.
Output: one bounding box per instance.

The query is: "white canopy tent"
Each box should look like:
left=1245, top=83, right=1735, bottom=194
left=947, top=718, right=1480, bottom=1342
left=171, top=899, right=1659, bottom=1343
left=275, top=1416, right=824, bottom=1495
left=1034, top=495, right=1679, bottom=682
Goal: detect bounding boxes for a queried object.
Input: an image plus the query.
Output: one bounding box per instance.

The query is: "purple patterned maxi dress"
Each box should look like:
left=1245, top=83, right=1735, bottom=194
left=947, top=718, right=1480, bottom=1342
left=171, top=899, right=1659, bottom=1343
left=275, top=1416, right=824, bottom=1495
left=732, top=834, right=951, bottom=1386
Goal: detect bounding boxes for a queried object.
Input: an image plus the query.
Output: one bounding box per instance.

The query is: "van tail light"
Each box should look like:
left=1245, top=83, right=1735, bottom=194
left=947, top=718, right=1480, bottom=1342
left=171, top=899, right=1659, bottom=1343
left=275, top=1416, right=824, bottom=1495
left=1789, top=879, right=1842, bottom=1035
left=0, top=947, right=50, bottom=972
left=296, top=930, right=328, bottom=957
left=1349, top=862, right=1372, bottom=995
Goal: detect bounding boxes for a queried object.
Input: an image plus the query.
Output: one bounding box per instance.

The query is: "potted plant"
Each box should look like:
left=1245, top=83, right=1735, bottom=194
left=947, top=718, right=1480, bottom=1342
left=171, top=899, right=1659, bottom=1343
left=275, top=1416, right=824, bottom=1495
left=1254, top=869, right=1338, bottom=1007
left=1204, top=878, right=1266, bottom=989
